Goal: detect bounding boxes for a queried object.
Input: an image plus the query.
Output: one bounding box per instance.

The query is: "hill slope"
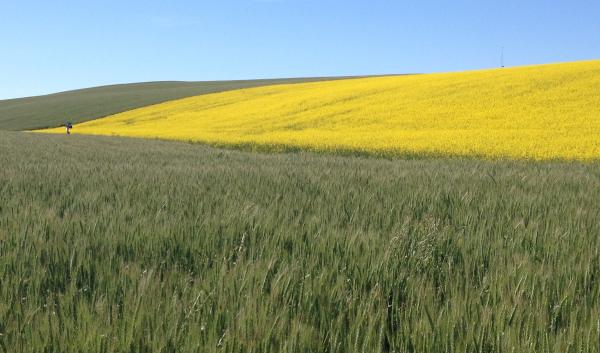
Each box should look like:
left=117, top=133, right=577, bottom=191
left=0, top=77, right=357, bottom=130
left=41, top=60, right=600, bottom=160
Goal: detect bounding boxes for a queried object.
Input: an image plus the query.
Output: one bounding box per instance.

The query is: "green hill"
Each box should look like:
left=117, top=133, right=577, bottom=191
left=0, top=77, right=356, bottom=131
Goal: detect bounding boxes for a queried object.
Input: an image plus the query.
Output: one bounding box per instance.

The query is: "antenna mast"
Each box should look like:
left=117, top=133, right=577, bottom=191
left=501, top=46, right=505, bottom=68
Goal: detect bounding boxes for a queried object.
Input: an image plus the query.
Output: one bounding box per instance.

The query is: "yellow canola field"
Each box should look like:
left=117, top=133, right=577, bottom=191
left=40, top=60, right=600, bottom=160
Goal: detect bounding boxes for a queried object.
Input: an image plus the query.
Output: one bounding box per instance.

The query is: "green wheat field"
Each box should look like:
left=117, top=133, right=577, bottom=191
left=1, top=130, right=598, bottom=353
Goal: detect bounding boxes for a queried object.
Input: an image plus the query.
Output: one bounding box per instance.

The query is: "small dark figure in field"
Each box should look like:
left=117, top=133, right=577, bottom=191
left=65, top=122, right=73, bottom=135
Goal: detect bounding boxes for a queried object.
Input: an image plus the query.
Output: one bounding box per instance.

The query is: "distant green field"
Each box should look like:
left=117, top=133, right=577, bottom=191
left=1, top=131, right=598, bottom=353
left=0, top=77, right=358, bottom=131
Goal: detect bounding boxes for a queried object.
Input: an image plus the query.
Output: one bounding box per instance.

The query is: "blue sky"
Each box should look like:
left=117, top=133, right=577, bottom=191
left=0, top=0, right=598, bottom=99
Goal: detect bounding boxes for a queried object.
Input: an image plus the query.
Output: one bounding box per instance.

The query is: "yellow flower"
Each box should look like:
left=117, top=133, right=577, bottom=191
left=38, top=60, right=600, bottom=160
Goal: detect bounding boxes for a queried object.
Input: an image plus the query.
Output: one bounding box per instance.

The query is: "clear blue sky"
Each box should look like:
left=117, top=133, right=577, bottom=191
left=1, top=0, right=598, bottom=99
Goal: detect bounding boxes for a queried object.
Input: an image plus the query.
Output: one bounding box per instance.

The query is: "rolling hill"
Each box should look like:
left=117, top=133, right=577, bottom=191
left=39, top=60, right=600, bottom=160
left=0, top=77, right=361, bottom=131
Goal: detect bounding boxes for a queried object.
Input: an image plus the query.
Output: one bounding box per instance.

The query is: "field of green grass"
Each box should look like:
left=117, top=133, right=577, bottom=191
left=0, top=77, right=360, bottom=131
left=1, top=131, right=598, bottom=352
